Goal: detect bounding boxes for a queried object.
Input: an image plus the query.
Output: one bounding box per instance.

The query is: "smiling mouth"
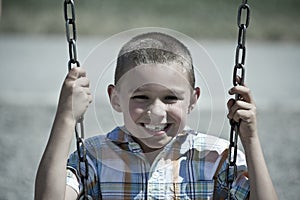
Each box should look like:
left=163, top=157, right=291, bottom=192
left=142, top=123, right=170, bottom=132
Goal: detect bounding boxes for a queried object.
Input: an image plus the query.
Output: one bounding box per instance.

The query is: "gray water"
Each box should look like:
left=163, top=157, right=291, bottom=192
left=0, top=34, right=300, bottom=199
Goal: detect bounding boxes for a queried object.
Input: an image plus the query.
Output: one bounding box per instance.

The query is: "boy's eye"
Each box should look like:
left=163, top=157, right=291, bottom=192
left=165, top=96, right=178, bottom=100
left=131, top=95, right=149, bottom=100
left=164, top=96, right=180, bottom=101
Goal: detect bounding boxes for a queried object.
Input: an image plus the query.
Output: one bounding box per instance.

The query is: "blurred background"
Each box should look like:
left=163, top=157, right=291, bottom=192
left=0, top=0, right=300, bottom=199
left=1, top=0, right=300, bottom=39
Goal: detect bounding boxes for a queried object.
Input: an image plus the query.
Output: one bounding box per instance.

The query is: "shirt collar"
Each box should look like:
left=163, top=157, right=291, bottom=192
left=106, top=126, right=143, bottom=153
left=106, top=126, right=194, bottom=153
left=106, top=126, right=227, bottom=157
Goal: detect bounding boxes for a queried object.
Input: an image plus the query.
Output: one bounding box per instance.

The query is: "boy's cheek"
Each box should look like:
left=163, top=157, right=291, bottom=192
left=129, top=103, right=146, bottom=115
left=170, top=103, right=189, bottom=116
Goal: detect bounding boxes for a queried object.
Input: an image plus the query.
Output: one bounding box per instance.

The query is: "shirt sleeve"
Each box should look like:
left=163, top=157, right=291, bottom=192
left=215, top=149, right=250, bottom=200
left=66, top=150, right=98, bottom=195
left=66, top=168, right=80, bottom=194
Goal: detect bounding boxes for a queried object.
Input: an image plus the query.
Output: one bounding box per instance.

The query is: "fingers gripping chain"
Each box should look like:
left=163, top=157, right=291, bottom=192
left=64, top=1, right=92, bottom=199
left=226, top=0, right=250, bottom=199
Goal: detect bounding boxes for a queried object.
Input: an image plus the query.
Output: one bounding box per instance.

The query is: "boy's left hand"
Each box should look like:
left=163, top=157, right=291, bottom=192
left=227, top=85, right=257, bottom=144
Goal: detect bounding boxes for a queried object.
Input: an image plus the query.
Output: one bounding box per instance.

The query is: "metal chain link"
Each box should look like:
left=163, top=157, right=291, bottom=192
left=226, top=0, right=250, bottom=199
left=63, top=1, right=92, bottom=199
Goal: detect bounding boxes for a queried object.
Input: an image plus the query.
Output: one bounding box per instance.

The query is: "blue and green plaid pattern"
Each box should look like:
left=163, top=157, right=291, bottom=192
left=67, top=127, right=249, bottom=199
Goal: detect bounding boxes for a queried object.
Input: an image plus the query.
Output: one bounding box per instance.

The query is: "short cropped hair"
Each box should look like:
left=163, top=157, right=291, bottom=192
left=115, top=32, right=195, bottom=88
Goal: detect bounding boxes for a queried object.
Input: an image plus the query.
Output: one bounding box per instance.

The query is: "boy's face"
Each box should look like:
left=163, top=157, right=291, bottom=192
left=108, top=63, right=200, bottom=151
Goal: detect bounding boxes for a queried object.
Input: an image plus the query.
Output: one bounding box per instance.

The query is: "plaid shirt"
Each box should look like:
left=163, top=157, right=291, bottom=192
left=67, top=126, right=249, bottom=199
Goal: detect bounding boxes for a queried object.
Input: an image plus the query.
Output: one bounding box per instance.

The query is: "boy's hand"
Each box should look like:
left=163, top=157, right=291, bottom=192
left=227, top=85, right=257, bottom=144
left=57, top=67, right=92, bottom=123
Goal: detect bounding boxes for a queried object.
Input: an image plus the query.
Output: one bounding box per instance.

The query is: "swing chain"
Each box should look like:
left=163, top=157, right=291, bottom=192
left=64, top=0, right=80, bottom=70
left=226, top=0, right=250, bottom=199
left=64, top=1, right=92, bottom=199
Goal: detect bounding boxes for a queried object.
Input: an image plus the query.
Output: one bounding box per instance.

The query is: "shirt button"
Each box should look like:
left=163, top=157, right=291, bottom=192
left=152, top=172, right=159, bottom=178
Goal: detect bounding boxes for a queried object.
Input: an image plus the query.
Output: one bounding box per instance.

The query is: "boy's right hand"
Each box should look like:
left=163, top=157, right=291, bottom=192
left=57, top=67, right=92, bottom=123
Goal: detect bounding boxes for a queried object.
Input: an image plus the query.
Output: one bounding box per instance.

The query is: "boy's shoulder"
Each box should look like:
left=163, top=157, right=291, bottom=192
left=173, top=128, right=230, bottom=155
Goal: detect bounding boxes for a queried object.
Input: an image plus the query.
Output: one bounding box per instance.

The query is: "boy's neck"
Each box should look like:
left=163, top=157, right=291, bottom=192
left=132, top=136, right=163, bottom=164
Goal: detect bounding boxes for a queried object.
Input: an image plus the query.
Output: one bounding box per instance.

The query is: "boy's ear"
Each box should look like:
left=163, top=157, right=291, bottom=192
left=107, top=84, right=122, bottom=112
left=189, top=87, right=200, bottom=113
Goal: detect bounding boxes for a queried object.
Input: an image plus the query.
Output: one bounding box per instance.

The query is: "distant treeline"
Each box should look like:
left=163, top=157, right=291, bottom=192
left=1, top=0, right=300, bottom=41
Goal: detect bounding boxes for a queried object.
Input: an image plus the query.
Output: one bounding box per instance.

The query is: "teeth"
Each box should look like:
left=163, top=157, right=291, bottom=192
left=144, top=124, right=167, bottom=132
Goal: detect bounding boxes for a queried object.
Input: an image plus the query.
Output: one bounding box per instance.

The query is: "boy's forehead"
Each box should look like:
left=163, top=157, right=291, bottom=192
left=130, top=84, right=187, bottom=94
left=118, top=63, right=192, bottom=92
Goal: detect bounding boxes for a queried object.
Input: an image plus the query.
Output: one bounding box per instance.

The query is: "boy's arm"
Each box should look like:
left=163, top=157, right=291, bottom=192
left=35, top=67, right=92, bottom=200
left=227, top=85, right=278, bottom=200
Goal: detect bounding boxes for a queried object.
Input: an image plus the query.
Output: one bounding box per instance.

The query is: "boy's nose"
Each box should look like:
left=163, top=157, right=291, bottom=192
left=148, top=99, right=167, bottom=123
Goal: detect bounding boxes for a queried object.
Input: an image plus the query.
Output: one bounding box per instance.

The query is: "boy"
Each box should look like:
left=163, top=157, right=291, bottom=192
left=35, top=32, right=277, bottom=199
